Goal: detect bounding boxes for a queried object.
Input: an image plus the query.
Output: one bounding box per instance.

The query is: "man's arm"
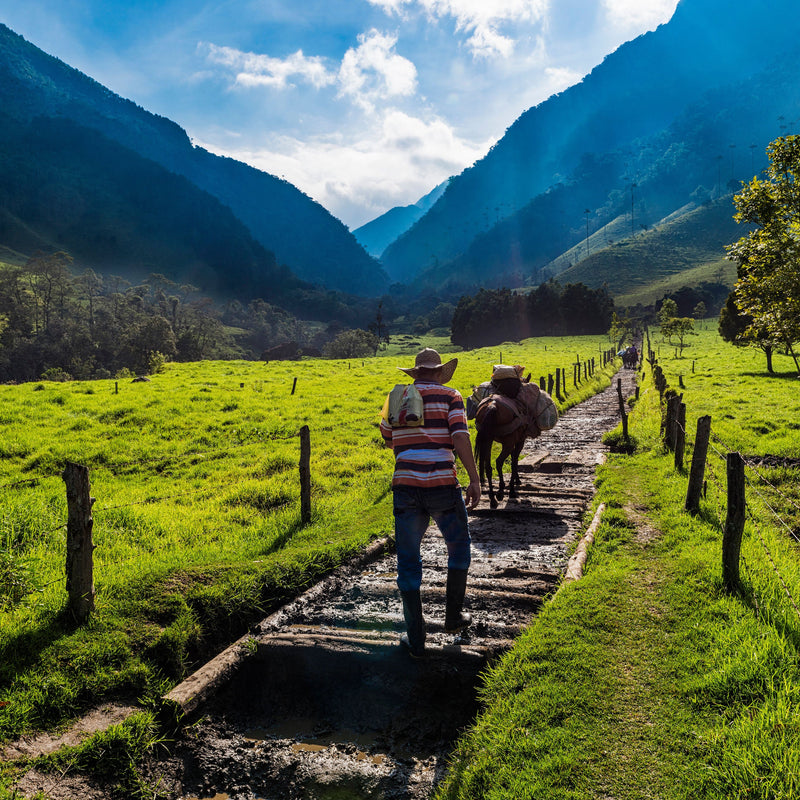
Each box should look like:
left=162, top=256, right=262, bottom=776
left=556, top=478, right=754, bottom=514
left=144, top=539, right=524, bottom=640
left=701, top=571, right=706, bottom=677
left=452, top=430, right=481, bottom=509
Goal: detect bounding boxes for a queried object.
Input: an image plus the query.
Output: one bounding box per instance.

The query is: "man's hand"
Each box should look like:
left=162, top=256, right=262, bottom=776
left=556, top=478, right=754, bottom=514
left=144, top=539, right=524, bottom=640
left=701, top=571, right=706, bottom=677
left=464, top=479, right=481, bottom=510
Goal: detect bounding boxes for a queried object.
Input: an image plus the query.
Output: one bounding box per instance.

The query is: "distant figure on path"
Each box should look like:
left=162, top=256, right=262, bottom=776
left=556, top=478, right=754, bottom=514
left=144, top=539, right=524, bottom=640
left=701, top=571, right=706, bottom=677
left=380, top=348, right=481, bottom=658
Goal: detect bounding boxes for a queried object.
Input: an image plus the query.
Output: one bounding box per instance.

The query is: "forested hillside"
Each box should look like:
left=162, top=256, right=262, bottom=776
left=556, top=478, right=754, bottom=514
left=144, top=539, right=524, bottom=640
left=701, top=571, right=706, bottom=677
left=0, top=23, right=386, bottom=297
left=379, top=0, right=800, bottom=294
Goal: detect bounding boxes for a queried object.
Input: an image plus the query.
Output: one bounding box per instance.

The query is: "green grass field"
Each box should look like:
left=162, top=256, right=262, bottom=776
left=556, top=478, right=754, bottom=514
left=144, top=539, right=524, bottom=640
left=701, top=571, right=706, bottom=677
left=6, top=326, right=798, bottom=799
left=437, top=328, right=800, bottom=800
left=0, top=334, right=617, bottom=796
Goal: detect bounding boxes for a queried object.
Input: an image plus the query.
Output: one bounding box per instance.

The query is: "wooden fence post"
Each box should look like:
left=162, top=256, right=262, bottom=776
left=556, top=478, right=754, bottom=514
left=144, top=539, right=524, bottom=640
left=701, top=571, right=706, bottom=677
left=291, top=377, right=298, bottom=395
left=547, top=373, right=554, bottom=395
left=617, top=378, right=629, bottom=442
left=299, top=425, right=311, bottom=525
left=685, top=415, right=711, bottom=514
left=664, top=395, right=678, bottom=449
left=674, top=402, right=686, bottom=470
left=722, top=452, right=745, bottom=592
left=62, top=461, right=95, bottom=623
left=555, top=368, right=561, bottom=400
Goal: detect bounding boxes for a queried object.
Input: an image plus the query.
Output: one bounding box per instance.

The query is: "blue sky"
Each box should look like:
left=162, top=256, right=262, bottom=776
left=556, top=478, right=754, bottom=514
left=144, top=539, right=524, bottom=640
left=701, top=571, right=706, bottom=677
left=0, top=0, right=679, bottom=229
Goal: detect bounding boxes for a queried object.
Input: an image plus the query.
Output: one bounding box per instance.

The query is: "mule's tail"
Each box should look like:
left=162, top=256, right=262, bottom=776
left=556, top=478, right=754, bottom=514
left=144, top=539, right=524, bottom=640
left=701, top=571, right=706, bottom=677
left=474, top=403, right=497, bottom=484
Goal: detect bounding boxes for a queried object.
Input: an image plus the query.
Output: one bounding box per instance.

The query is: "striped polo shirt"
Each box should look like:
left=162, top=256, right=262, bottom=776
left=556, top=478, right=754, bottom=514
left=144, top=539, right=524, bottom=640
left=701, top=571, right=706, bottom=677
left=380, top=380, right=469, bottom=488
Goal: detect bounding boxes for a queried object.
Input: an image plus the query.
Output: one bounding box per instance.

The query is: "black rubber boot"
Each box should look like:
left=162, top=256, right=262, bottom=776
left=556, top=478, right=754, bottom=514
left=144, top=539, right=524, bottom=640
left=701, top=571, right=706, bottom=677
left=400, top=590, right=426, bottom=658
left=444, top=568, right=472, bottom=634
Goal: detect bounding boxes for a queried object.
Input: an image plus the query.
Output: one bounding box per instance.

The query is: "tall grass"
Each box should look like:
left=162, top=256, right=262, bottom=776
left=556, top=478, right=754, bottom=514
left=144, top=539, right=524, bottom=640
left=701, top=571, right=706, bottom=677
left=437, top=327, right=800, bottom=800
left=0, top=335, right=616, bottom=752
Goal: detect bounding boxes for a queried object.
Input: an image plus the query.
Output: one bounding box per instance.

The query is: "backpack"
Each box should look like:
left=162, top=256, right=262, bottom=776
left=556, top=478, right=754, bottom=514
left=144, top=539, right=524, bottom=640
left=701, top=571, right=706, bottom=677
left=382, top=384, right=424, bottom=427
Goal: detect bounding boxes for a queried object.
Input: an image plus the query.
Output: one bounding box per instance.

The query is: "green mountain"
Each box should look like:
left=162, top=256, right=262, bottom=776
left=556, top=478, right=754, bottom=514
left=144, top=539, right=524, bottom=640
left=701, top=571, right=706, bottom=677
left=379, top=0, right=800, bottom=299
left=0, top=23, right=387, bottom=298
left=0, top=115, right=289, bottom=300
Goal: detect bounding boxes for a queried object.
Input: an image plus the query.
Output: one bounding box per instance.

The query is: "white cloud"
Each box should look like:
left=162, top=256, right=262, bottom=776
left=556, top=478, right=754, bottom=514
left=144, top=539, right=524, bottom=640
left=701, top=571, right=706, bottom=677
left=543, top=65, right=583, bottom=94
left=203, top=30, right=416, bottom=112
left=198, top=110, right=493, bottom=228
left=601, top=0, right=679, bottom=32
left=366, top=0, right=414, bottom=14
left=337, top=30, right=418, bottom=110
left=369, top=0, right=549, bottom=58
left=203, top=43, right=334, bottom=89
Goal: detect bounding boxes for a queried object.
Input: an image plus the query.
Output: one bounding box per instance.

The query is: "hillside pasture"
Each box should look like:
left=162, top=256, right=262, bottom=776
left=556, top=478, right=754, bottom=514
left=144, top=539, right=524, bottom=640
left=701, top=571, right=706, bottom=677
left=437, top=327, right=800, bottom=800
left=0, top=335, right=617, bottom=753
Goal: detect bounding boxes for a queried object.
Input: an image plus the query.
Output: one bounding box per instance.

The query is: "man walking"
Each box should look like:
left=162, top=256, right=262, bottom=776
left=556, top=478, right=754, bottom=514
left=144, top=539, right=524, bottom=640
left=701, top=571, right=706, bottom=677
left=380, top=348, right=481, bottom=658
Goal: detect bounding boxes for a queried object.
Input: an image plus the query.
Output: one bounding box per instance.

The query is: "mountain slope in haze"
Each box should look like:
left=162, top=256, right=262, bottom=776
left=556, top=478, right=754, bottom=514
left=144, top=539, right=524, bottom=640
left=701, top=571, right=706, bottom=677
left=0, top=23, right=388, bottom=297
left=352, top=181, right=448, bottom=261
left=380, top=0, right=800, bottom=292
left=0, top=115, right=292, bottom=301
left=554, top=197, right=742, bottom=297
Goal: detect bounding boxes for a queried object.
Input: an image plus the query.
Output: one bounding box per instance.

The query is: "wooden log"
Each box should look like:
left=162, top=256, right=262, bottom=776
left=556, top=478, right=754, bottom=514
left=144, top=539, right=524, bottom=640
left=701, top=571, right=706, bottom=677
left=722, top=452, right=745, bottom=593
left=299, top=425, right=311, bottom=524
left=674, top=402, right=686, bottom=471
left=62, top=461, right=95, bottom=623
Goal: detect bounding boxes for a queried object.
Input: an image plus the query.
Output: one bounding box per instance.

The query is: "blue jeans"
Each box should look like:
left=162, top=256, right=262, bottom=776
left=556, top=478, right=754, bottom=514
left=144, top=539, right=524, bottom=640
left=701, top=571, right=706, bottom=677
left=393, top=485, right=471, bottom=592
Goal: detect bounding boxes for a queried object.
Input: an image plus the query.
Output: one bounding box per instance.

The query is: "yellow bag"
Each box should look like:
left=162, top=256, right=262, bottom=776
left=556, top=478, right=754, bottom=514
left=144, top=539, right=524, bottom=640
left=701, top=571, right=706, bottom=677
left=382, top=384, right=424, bottom=427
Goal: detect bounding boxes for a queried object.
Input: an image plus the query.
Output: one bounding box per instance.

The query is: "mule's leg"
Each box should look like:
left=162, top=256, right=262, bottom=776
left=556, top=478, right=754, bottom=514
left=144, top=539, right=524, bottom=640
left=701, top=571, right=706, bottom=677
left=495, top=444, right=513, bottom=503
left=476, top=430, right=497, bottom=508
left=510, top=438, right=525, bottom=496
left=485, top=444, right=498, bottom=508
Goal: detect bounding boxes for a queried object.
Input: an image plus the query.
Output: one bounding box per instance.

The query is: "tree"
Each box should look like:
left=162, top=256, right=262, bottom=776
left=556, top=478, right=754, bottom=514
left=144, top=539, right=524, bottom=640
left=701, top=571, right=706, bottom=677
left=658, top=298, right=696, bottom=355
left=692, top=301, right=707, bottom=328
left=608, top=312, right=632, bottom=350
left=718, top=292, right=777, bottom=372
left=322, top=329, right=379, bottom=359
left=727, top=136, right=800, bottom=375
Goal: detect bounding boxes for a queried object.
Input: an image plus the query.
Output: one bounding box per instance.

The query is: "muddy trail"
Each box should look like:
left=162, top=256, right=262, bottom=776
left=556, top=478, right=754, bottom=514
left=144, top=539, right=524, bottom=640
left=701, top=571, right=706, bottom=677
left=141, top=369, right=636, bottom=800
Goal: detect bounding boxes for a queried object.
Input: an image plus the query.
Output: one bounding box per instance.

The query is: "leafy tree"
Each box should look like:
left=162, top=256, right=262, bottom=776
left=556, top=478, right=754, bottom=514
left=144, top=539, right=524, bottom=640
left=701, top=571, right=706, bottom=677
left=718, top=293, right=777, bottom=372
left=608, top=312, right=632, bottom=350
left=692, top=301, right=707, bottom=328
left=727, top=135, right=800, bottom=375
left=322, top=329, right=379, bottom=359
left=662, top=316, right=697, bottom=355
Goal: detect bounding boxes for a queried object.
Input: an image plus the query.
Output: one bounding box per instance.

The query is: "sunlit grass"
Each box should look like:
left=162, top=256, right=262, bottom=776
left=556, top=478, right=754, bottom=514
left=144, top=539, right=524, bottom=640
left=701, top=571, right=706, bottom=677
left=437, top=327, right=800, bottom=800
left=0, top=335, right=617, bottom=755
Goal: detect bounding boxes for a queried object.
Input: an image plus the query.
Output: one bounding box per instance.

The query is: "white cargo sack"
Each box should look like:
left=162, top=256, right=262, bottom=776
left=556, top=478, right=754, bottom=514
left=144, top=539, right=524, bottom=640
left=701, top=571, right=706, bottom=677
left=381, top=384, right=424, bottom=428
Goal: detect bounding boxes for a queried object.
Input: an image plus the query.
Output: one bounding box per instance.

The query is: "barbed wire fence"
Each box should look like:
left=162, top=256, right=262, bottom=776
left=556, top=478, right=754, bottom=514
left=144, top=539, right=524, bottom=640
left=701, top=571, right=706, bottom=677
left=654, top=357, right=800, bottom=631
left=1, top=348, right=621, bottom=623
left=0, top=425, right=314, bottom=623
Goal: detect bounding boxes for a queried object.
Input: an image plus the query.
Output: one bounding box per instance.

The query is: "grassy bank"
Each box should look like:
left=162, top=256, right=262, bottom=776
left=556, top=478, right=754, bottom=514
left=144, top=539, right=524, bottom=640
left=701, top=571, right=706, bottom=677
left=0, top=335, right=616, bottom=796
left=437, top=329, right=800, bottom=799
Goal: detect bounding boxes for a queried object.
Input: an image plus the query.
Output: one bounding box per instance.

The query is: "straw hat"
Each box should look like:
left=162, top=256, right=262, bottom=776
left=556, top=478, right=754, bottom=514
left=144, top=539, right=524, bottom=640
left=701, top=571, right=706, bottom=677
left=399, top=348, right=458, bottom=383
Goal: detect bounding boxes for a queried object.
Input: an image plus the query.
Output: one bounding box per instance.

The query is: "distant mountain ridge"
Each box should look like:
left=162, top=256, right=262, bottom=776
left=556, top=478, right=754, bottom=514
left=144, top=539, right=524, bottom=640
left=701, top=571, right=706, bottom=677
left=352, top=181, right=448, bottom=265
left=379, top=0, right=800, bottom=296
left=0, top=23, right=388, bottom=298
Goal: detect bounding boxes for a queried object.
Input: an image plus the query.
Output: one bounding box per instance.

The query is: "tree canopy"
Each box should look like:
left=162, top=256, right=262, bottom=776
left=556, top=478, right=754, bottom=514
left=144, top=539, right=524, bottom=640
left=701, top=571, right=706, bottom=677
left=725, top=135, right=800, bottom=374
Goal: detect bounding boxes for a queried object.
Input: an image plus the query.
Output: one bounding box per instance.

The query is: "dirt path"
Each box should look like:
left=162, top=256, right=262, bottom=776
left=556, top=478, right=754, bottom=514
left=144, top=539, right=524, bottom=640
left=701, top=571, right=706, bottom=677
left=11, top=369, right=637, bottom=800
left=136, top=369, right=637, bottom=800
